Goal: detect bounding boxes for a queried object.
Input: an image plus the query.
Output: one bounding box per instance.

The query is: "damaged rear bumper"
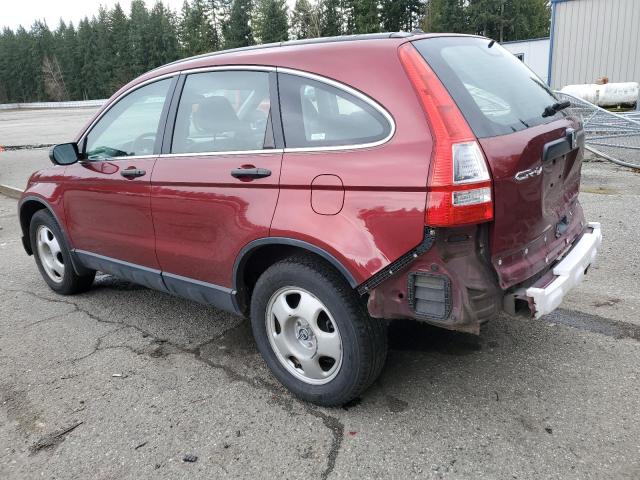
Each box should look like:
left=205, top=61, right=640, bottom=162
left=523, top=222, right=602, bottom=318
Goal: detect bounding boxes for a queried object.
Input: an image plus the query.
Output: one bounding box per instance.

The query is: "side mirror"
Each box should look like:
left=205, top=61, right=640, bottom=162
left=49, top=143, right=81, bottom=165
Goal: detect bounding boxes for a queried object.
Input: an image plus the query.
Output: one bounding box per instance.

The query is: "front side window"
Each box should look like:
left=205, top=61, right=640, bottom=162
left=171, top=71, right=272, bottom=154
left=85, top=79, right=172, bottom=160
left=278, top=73, right=392, bottom=149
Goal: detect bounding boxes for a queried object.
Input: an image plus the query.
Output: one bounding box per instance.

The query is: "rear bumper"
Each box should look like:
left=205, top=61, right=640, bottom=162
left=524, top=222, right=602, bottom=318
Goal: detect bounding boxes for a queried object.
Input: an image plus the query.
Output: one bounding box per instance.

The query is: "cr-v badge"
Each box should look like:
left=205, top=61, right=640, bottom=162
left=515, top=165, right=543, bottom=182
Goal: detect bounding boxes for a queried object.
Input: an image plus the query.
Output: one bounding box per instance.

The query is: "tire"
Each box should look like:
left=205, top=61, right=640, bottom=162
left=29, top=209, right=95, bottom=295
left=250, top=255, right=387, bottom=407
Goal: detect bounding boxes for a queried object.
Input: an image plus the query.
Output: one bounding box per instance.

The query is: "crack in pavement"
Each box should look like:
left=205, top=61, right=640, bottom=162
left=0, top=285, right=346, bottom=479
left=0, top=143, right=54, bottom=151
left=545, top=308, right=640, bottom=341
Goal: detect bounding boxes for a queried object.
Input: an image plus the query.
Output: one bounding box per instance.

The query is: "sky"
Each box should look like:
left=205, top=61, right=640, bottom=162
left=1, top=0, right=298, bottom=31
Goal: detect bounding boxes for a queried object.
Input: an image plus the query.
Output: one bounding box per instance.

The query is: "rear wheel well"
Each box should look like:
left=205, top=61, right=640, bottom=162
left=19, top=200, right=48, bottom=254
left=235, top=244, right=357, bottom=316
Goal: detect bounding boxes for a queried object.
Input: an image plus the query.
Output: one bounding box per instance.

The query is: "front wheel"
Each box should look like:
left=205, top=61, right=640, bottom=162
left=250, top=256, right=387, bottom=407
left=29, top=209, right=95, bottom=295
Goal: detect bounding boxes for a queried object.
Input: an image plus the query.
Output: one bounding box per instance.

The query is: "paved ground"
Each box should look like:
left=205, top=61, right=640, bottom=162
left=0, top=108, right=98, bottom=189
left=0, top=108, right=639, bottom=479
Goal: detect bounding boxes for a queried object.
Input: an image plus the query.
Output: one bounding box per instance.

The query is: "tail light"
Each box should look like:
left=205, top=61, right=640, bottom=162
left=399, top=43, right=493, bottom=227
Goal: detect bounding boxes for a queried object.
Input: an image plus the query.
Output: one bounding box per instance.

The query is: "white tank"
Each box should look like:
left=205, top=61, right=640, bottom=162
left=560, top=82, right=639, bottom=107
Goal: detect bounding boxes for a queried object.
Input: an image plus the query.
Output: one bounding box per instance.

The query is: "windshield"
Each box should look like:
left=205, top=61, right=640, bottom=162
left=412, top=37, right=563, bottom=138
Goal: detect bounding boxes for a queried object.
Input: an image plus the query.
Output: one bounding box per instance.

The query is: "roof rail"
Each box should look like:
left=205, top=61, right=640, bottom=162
left=158, top=32, right=416, bottom=71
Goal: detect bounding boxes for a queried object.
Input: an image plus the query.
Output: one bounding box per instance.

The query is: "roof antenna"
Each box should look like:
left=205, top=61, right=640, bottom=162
left=488, top=39, right=495, bottom=48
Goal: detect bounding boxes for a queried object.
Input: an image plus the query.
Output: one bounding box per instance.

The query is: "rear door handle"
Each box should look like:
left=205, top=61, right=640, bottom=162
left=121, top=168, right=146, bottom=179
left=230, top=167, right=272, bottom=179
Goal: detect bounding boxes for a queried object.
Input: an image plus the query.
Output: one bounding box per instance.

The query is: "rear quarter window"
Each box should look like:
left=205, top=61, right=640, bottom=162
left=278, top=73, right=393, bottom=149
left=413, top=37, right=564, bottom=138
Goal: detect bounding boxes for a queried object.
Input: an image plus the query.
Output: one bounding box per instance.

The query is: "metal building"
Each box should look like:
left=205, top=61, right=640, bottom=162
left=549, top=0, right=640, bottom=88
left=501, top=37, right=550, bottom=81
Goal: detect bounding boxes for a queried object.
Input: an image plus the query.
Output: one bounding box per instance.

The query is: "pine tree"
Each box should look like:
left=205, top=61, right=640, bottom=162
left=320, top=0, right=342, bottom=37
left=109, top=3, right=132, bottom=92
left=95, top=7, right=112, bottom=98
left=291, top=0, right=320, bottom=40
left=381, top=0, right=423, bottom=32
left=149, top=1, right=180, bottom=66
left=355, top=0, right=380, bottom=33
left=76, top=17, right=100, bottom=99
left=422, top=0, right=468, bottom=34
left=129, top=0, right=150, bottom=76
left=180, top=0, right=216, bottom=56
left=224, top=0, right=254, bottom=49
left=254, top=0, right=288, bottom=44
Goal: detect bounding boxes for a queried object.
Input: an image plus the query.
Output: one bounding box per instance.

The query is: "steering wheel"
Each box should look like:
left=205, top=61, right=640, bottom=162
left=131, top=132, right=156, bottom=155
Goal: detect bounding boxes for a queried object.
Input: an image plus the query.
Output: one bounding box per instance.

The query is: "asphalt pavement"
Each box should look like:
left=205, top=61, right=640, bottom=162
left=0, top=108, right=639, bottom=479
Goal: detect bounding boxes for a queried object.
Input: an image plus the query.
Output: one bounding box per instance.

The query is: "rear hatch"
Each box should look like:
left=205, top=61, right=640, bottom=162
left=413, top=36, right=585, bottom=289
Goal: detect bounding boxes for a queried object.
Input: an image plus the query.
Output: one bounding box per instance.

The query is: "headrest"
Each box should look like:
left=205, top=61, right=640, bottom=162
left=193, top=96, right=240, bottom=133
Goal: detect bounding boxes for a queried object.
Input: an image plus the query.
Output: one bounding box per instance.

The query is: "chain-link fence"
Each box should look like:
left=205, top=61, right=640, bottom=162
left=555, top=91, right=640, bottom=169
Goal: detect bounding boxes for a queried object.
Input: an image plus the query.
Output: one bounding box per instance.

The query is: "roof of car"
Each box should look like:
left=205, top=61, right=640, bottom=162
left=161, top=32, right=419, bottom=70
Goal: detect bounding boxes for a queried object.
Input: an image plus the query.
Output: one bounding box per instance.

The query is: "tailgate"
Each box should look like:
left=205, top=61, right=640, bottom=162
left=411, top=36, right=588, bottom=289
left=479, top=119, right=586, bottom=289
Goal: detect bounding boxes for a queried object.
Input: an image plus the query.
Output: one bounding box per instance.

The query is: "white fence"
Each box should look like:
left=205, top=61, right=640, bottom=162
left=0, top=99, right=106, bottom=111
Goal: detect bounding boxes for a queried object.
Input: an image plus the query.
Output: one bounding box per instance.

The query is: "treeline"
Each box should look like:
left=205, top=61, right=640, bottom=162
left=0, top=0, right=550, bottom=103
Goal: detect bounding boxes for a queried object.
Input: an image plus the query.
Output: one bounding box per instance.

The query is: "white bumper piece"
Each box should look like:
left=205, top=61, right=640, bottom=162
left=526, top=222, right=602, bottom=319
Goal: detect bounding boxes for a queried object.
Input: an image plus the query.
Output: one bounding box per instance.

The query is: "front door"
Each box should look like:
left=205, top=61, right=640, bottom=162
left=151, top=69, right=282, bottom=292
left=64, top=77, right=176, bottom=270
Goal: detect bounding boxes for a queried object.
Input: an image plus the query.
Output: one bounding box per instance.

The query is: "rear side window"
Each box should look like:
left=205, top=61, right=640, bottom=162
left=278, top=73, right=392, bottom=149
left=171, top=71, right=272, bottom=154
left=413, top=37, right=563, bottom=138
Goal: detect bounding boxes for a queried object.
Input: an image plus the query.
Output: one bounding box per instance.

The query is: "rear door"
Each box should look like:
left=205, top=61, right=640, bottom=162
left=413, top=37, right=585, bottom=289
left=64, top=77, right=175, bottom=271
left=150, top=68, right=282, bottom=290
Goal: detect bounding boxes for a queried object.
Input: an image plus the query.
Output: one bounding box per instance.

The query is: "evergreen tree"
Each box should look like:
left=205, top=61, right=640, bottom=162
left=180, top=0, right=216, bottom=56
left=422, top=0, right=468, bottom=34
left=291, top=0, right=319, bottom=40
left=95, top=7, right=113, bottom=98
left=320, top=0, right=342, bottom=37
left=76, top=17, right=100, bottom=99
left=129, top=0, right=150, bottom=76
left=224, top=0, right=254, bottom=49
left=381, top=0, right=423, bottom=32
left=57, top=21, right=81, bottom=99
left=254, top=0, right=289, bottom=44
left=341, top=0, right=356, bottom=35
left=109, top=3, right=132, bottom=92
left=149, top=1, right=181, bottom=66
left=353, top=0, right=380, bottom=34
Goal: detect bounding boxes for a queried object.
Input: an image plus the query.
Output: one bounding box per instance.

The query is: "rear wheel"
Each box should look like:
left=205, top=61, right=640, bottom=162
left=29, top=210, right=95, bottom=294
left=250, top=256, right=387, bottom=406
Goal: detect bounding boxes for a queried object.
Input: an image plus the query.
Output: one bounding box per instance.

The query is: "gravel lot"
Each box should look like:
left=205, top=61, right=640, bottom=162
left=0, top=108, right=639, bottom=479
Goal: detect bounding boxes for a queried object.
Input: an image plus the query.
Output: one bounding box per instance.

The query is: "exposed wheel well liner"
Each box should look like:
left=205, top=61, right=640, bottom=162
left=233, top=238, right=359, bottom=315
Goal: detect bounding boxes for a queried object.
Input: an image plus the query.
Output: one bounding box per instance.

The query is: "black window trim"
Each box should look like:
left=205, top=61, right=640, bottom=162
left=78, top=73, right=179, bottom=161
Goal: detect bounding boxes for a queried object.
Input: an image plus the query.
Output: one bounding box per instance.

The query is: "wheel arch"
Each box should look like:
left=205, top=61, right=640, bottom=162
left=19, top=196, right=89, bottom=275
left=18, top=196, right=57, bottom=255
left=233, top=238, right=359, bottom=315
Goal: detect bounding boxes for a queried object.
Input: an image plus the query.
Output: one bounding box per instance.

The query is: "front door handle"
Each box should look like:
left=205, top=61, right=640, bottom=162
left=121, top=168, right=146, bottom=179
left=230, top=167, right=272, bottom=179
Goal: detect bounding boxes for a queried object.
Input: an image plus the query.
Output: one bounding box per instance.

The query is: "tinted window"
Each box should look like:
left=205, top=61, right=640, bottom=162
left=279, top=73, right=391, bottom=149
left=413, top=37, right=563, bottom=138
left=85, top=79, right=172, bottom=159
left=171, top=71, right=271, bottom=154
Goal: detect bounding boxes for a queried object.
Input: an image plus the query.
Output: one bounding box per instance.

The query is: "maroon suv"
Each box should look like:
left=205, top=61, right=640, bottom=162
left=18, top=33, right=602, bottom=406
